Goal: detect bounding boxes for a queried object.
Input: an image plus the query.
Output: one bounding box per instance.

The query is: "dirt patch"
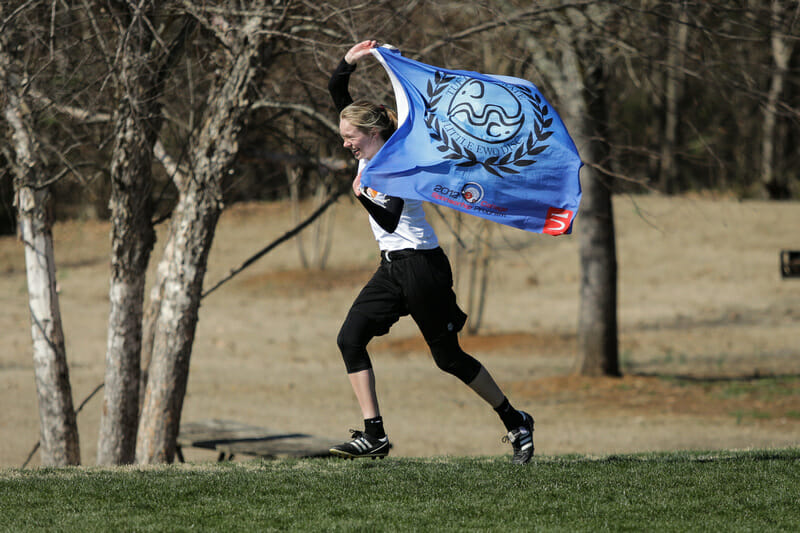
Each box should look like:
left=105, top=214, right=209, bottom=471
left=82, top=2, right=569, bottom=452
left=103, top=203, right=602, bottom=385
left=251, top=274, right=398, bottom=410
left=238, top=267, right=372, bottom=296
left=512, top=374, right=800, bottom=421
left=1, top=195, right=799, bottom=466
left=379, top=331, right=577, bottom=356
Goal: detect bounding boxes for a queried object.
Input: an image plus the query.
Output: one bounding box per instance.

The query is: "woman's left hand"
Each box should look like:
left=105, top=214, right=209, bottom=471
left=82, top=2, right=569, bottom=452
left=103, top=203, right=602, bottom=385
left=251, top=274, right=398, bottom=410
left=352, top=172, right=362, bottom=196
left=345, top=40, right=378, bottom=65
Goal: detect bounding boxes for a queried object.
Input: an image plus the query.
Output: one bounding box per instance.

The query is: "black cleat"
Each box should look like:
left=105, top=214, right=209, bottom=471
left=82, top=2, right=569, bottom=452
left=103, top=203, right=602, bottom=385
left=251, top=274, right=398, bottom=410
left=503, top=411, right=534, bottom=464
left=329, top=430, right=391, bottom=459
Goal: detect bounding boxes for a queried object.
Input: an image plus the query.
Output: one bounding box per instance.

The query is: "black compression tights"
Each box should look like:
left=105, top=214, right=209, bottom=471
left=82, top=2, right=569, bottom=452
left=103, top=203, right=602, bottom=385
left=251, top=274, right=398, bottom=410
left=337, top=311, right=481, bottom=384
left=426, top=331, right=482, bottom=384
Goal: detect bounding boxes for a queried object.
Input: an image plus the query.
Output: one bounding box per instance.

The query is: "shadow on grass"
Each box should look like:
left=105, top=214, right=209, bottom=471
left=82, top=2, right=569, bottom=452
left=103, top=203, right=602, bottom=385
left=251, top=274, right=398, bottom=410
left=549, top=448, right=800, bottom=465
left=630, top=371, right=800, bottom=383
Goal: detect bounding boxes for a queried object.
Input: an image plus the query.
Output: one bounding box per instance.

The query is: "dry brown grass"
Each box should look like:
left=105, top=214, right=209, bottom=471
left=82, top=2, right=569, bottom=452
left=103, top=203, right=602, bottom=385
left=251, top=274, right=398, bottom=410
left=1, top=194, right=799, bottom=467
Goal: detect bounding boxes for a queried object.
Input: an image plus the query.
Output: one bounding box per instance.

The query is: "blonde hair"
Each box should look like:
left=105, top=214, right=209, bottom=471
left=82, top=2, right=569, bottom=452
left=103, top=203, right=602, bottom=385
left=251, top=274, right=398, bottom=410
left=340, top=100, right=397, bottom=141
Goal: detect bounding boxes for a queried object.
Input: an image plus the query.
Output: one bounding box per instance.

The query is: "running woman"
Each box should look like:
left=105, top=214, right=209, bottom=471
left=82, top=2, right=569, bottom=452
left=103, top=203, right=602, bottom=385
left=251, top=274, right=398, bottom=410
left=328, top=40, right=534, bottom=464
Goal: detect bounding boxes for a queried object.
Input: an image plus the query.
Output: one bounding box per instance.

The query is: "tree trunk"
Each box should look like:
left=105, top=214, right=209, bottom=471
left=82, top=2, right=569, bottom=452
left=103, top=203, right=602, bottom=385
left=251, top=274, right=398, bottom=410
left=761, top=0, right=793, bottom=199
left=135, top=186, right=222, bottom=463
left=576, top=168, right=619, bottom=376
left=546, top=22, right=619, bottom=377
left=16, top=186, right=82, bottom=465
left=140, top=139, right=190, bottom=414
left=136, top=16, right=265, bottom=462
left=465, top=220, right=491, bottom=335
left=97, top=3, right=160, bottom=465
left=2, top=39, right=80, bottom=464
left=98, top=6, right=197, bottom=466
left=576, top=62, right=619, bottom=377
left=140, top=230, right=175, bottom=414
left=658, top=1, right=689, bottom=194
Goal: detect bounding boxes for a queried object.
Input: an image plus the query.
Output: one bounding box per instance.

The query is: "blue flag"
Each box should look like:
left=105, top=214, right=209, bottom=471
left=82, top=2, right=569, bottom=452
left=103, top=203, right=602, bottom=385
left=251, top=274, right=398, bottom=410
left=360, top=46, right=582, bottom=235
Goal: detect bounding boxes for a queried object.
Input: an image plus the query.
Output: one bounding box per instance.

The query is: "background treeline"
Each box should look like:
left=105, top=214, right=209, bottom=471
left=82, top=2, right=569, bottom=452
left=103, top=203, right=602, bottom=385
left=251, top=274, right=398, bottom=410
left=1, top=1, right=797, bottom=236
left=3, top=0, right=797, bottom=467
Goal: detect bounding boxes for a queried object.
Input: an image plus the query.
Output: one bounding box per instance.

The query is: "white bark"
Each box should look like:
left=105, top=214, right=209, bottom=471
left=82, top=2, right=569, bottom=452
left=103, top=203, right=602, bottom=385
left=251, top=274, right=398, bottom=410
left=136, top=188, right=221, bottom=463
left=17, top=188, right=81, bottom=465
left=96, top=4, right=159, bottom=466
left=2, top=39, right=81, bottom=463
left=136, top=10, right=266, bottom=463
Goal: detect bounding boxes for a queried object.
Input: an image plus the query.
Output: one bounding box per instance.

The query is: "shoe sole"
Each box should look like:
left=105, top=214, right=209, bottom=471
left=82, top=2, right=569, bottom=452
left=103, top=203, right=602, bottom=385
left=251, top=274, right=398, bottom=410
left=512, top=452, right=533, bottom=465
left=329, top=448, right=389, bottom=460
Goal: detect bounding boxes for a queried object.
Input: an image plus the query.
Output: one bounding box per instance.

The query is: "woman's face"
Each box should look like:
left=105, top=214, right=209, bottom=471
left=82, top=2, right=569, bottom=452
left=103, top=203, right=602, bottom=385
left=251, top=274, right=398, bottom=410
left=339, top=119, right=383, bottom=160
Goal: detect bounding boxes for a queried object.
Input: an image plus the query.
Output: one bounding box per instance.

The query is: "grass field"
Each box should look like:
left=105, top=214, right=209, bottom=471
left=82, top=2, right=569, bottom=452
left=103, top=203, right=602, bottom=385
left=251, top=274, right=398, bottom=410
left=1, top=449, right=798, bottom=532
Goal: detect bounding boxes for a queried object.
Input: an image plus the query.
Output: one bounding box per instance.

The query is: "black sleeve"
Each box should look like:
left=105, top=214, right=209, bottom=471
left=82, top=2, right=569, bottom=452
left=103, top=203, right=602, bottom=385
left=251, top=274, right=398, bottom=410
left=328, top=58, right=357, bottom=113
left=357, top=194, right=404, bottom=233
left=331, top=56, right=404, bottom=233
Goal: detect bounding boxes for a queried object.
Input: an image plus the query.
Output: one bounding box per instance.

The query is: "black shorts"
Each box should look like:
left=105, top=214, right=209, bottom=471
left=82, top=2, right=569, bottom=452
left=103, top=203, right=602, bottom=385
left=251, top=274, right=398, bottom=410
left=347, top=247, right=467, bottom=344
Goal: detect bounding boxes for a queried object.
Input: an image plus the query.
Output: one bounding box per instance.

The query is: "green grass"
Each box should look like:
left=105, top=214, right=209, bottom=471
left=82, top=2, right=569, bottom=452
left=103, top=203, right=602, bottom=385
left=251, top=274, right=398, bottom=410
left=717, top=377, right=800, bottom=401
left=1, top=449, right=799, bottom=532
left=730, top=409, right=775, bottom=423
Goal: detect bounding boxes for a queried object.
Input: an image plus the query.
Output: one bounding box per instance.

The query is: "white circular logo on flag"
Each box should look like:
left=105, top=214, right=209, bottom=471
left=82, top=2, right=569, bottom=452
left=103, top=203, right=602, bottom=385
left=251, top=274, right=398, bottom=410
left=425, top=71, right=555, bottom=179
left=461, top=182, right=484, bottom=204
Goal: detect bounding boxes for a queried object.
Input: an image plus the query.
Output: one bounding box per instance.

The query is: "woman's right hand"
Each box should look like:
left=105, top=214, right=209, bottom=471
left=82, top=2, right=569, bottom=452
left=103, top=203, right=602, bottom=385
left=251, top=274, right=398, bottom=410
left=345, top=40, right=378, bottom=65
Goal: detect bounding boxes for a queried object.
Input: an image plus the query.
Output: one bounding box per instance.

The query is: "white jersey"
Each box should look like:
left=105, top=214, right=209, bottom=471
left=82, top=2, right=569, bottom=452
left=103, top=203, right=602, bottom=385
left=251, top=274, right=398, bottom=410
left=358, top=159, right=439, bottom=252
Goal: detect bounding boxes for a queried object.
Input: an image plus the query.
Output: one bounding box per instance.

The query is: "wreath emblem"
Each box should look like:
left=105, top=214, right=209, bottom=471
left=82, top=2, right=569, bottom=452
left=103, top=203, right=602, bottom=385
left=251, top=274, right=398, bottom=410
left=424, top=71, right=554, bottom=178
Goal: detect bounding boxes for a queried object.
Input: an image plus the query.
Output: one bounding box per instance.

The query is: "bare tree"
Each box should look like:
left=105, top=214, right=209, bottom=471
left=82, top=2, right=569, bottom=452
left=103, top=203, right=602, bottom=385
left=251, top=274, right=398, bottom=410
left=98, top=2, right=196, bottom=465
left=761, top=0, right=795, bottom=199
left=574, top=72, right=619, bottom=377
left=464, top=219, right=492, bottom=335
left=290, top=166, right=338, bottom=270
left=97, top=0, right=159, bottom=466
left=136, top=2, right=280, bottom=463
left=520, top=5, right=619, bottom=376
left=1, top=7, right=80, bottom=465
left=658, top=0, right=689, bottom=194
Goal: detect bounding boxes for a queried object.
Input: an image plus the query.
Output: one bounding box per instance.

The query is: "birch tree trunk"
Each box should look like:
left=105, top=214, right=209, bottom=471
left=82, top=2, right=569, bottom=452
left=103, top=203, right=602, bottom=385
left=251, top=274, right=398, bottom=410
left=135, top=182, right=222, bottom=464
left=98, top=8, right=196, bottom=465
left=562, top=66, right=619, bottom=375
left=136, top=12, right=267, bottom=463
left=2, top=35, right=80, bottom=465
left=97, top=2, right=160, bottom=465
left=140, top=141, right=187, bottom=410
left=16, top=184, right=81, bottom=465
left=140, top=229, right=176, bottom=414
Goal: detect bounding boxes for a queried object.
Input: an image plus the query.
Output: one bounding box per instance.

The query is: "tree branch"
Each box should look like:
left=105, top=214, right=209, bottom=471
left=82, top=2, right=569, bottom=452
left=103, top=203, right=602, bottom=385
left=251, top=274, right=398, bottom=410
left=414, top=1, right=602, bottom=58
left=251, top=99, right=339, bottom=135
